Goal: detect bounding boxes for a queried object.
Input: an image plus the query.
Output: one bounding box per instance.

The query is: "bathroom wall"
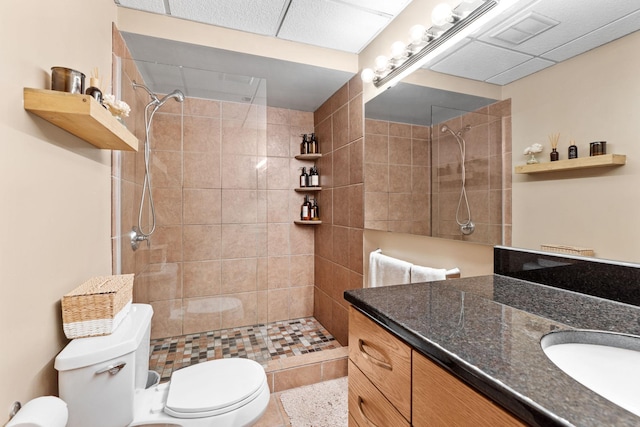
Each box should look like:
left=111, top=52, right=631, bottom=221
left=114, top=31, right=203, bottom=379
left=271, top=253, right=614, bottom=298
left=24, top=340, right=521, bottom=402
left=505, top=30, right=640, bottom=262
left=0, top=0, right=117, bottom=417
left=313, top=75, right=364, bottom=345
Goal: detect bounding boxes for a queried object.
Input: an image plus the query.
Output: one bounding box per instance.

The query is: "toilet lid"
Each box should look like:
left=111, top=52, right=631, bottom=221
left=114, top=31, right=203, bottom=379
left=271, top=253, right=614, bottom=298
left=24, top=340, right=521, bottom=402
left=165, top=358, right=266, bottom=418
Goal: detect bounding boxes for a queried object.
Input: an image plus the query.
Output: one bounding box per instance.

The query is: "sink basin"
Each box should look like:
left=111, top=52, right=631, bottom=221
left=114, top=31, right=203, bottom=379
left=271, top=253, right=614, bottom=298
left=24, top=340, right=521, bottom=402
left=541, top=330, right=640, bottom=416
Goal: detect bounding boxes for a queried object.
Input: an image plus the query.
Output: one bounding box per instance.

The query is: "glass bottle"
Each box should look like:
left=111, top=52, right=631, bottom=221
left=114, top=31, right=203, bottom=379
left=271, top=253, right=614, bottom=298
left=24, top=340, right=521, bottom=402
left=310, top=165, right=319, bottom=187
left=85, top=77, right=103, bottom=104
left=299, top=167, right=308, bottom=188
left=550, top=148, right=559, bottom=161
left=301, top=195, right=311, bottom=220
left=568, top=142, right=578, bottom=159
left=312, top=198, right=320, bottom=220
left=300, top=134, right=308, bottom=155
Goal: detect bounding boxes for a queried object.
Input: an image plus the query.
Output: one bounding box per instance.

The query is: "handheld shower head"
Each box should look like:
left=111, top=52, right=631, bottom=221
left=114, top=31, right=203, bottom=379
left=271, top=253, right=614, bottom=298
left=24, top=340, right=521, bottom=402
left=157, top=89, right=185, bottom=107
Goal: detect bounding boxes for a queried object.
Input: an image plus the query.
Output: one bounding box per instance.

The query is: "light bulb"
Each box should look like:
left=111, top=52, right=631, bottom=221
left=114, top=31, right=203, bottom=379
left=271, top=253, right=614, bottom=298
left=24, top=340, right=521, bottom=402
left=390, top=41, right=407, bottom=59
left=360, top=68, right=375, bottom=83
left=409, top=24, right=427, bottom=45
left=374, top=55, right=389, bottom=72
left=431, top=3, right=453, bottom=26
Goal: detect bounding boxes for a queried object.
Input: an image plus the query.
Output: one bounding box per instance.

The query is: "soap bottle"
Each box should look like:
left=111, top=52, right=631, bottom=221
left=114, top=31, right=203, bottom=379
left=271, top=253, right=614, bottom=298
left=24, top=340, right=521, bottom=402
left=301, top=195, right=311, bottom=220
left=300, top=134, right=308, bottom=155
left=568, top=141, right=578, bottom=159
left=299, top=167, right=308, bottom=188
left=85, top=77, right=103, bottom=104
left=310, top=133, right=318, bottom=154
left=309, top=200, right=317, bottom=220
left=309, top=165, right=319, bottom=187
left=312, top=198, right=320, bottom=220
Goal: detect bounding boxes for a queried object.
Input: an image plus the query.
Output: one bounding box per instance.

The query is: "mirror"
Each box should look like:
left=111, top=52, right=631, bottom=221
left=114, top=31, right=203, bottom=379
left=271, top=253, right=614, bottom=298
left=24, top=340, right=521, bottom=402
left=364, top=82, right=511, bottom=246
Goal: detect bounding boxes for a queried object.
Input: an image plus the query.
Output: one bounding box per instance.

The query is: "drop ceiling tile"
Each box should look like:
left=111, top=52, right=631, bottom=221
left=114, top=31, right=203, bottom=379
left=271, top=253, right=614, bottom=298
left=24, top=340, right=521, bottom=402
left=542, top=9, right=640, bottom=62
left=478, top=0, right=640, bottom=56
left=278, top=0, right=391, bottom=53
left=486, top=57, right=555, bottom=85
left=339, top=0, right=412, bottom=16
left=430, top=41, right=533, bottom=82
left=168, top=0, right=289, bottom=36
left=117, top=0, right=166, bottom=13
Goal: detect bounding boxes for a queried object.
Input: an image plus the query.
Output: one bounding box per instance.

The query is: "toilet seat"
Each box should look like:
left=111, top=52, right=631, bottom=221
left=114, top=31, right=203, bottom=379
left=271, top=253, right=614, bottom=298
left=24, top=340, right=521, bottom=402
left=164, top=358, right=267, bottom=419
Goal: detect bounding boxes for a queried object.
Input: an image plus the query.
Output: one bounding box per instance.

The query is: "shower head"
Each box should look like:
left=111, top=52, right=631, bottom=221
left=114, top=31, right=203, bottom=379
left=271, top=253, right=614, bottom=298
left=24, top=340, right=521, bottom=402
left=441, top=124, right=451, bottom=133
left=157, top=89, right=185, bottom=107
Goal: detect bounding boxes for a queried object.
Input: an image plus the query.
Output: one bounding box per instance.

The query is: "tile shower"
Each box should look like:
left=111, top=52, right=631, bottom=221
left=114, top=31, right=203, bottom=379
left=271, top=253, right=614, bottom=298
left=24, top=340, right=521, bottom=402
left=112, top=29, right=317, bottom=341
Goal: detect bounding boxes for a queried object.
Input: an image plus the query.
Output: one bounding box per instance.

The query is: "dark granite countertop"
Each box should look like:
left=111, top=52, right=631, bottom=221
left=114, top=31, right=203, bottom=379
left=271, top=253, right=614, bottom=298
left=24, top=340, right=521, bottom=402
left=344, top=274, right=640, bottom=427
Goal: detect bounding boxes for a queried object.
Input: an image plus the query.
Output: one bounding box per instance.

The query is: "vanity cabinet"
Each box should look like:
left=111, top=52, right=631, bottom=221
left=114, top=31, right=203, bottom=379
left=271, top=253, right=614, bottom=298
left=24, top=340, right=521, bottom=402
left=348, top=306, right=525, bottom=427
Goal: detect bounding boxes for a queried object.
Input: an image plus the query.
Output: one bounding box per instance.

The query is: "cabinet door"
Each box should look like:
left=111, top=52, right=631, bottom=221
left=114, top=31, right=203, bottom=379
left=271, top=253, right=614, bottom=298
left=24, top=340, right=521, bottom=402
left=412, top=351, right=526, bottom=427
left=349, top=360, right=411, bottom=427
left=349, top=307, right=412, bottom=420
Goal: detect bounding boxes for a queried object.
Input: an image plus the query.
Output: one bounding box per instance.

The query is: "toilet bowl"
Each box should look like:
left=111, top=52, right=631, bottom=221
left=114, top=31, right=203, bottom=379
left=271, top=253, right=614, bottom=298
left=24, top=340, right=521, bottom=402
left=54, top=304, right=269, bottom=427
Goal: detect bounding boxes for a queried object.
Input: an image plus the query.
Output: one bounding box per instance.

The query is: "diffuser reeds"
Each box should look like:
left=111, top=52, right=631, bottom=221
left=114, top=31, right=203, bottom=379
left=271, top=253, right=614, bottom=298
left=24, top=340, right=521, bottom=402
left=548, top=132, right=560, bottom=150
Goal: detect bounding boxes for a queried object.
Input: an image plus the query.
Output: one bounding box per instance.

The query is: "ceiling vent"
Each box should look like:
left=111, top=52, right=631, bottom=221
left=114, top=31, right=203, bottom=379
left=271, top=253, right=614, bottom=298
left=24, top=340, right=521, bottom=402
left=490, top=12, right=559, bottom=45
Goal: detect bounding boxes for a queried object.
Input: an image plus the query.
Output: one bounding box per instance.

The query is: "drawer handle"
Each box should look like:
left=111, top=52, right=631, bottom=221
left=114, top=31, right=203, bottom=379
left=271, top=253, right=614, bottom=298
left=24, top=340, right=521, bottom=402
left=358, top=339, right=392, bottom=371
left=357, top=396, right=381, bottom=427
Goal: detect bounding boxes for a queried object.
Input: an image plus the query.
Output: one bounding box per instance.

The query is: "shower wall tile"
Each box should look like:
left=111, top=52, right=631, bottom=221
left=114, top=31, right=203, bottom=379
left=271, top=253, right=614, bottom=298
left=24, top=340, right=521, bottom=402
left=350, top=138, right=364, bottom=184
left=221, top=258, right=257, bottom=294
left=268, top=223, right=290, bottom=256
left=333, top=105, right=349, bottom=149
left=222, top=102, right=255, bottom=121
left=389, top=136, right=412, bottom=165
left=290, top=255, right=314, bottom=286
left=333, top=145, right=350, bottom=187
left=267, top=190, right=289, bottom=223
left=183, top=260, right=222, bottom=298
left=389, top=165, right=412, bottom=193
left=150, top=299, right=183, bottom=339
left=151, top=114, right=182, bottom=151
left=183, top=97, right=220, bottom=117
left=183, top=188, right=221, bottom=225
left=413, top=138, right=430, bottom=166
left=146, top=262, right=182, bottom=301
left=221, top=292, right=258, bottom=329
left=267, top=288, right=289, bottom=322
left=332, top=186, right=350, bottom=227
left=222, top=119, right=258, bottom=156
left=267, top=124, right=291, bottom=157
left=151, top=151, right=182, bottom=188
left=389, top=122, right=411, bottom=138
left=332, top=226, right=349, bottom=268
left=221, top=189, right=258, bottom=224
left=182, top=297, right=222, bottom=335
left=183, top=116, right=221, bottom=153
left=183, top=225, right=221, bottom=261
left=220, top=224, right=260, bottom=259
left=348, top=95, right=363, bottom=143
left=314, top=116, right=333, bottom=155
left=290, top=224, right=314, bottom=255
left=365, top=119, right=389, bottom=136
left=267, top=107, right=289, bottom=125
left=268, top=256, right=291, bottom=289
left=349, top=184, right=364, bottom=228
left=150, top=225, right=182, bottom=264
left=184, top=151, right=221, bottom=188
left=289, top=285, right=313, bottom=319
left=154, top=187, right=182, bottom=225
left=220, top=154, right=257, bottom=189
left=365, top=133, right=389, bottom=163
left=267, top=157, right=290, bottom=189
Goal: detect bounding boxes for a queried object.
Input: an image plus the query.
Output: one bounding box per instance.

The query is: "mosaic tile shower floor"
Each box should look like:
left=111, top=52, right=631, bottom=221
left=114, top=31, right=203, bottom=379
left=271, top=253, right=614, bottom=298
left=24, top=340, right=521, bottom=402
left=149, top=317, right=340, bottom=383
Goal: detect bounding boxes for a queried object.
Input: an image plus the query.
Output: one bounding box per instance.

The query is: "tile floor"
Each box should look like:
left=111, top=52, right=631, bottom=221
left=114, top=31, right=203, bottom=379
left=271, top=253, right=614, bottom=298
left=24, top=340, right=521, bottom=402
left=149, top=316, right=340, bottom=382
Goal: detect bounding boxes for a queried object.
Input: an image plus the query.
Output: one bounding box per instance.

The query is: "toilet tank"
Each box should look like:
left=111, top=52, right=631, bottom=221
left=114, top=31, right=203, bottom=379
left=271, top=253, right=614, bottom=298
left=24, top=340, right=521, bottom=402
left=55, top=304, right=153, bottom=427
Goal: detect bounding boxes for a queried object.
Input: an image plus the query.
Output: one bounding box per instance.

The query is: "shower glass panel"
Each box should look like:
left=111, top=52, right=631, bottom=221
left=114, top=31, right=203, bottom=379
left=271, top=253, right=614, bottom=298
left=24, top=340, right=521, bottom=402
left=112, top=57, right=269, bottom=338
left=431, top=105, right=503, bottom=245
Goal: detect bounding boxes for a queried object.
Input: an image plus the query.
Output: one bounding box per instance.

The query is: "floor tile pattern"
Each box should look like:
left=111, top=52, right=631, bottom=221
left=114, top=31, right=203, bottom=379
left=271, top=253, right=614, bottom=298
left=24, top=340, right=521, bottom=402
left=149, top=317, right=339, bottom=382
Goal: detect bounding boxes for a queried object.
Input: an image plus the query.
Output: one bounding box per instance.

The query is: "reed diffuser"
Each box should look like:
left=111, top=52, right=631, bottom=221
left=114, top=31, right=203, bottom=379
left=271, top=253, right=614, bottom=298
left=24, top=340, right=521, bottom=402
left=549, top=132, right=559, bottom=161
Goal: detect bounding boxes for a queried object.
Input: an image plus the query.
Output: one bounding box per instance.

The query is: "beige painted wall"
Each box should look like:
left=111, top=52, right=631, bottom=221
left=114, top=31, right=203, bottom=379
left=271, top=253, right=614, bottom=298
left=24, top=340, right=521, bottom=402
left=0, top=0, right=116, bottom=419
left=505, top=30, right=640, bottom=263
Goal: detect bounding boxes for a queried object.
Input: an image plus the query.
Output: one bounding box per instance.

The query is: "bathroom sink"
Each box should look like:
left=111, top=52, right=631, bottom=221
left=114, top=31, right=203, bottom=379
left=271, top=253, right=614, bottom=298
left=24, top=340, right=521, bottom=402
left=541, top=330, right=640, bottom=417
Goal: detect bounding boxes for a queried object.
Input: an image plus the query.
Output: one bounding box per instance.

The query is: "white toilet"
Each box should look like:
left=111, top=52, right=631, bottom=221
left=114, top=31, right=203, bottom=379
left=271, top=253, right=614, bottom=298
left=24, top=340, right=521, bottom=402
left=53, top=304, right=270, bottom=427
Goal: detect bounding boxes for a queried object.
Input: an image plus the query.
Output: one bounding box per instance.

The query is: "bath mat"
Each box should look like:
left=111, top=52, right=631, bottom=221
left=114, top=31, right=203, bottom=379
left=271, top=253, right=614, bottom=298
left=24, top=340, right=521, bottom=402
left=279, top=377, right=348, bottom=427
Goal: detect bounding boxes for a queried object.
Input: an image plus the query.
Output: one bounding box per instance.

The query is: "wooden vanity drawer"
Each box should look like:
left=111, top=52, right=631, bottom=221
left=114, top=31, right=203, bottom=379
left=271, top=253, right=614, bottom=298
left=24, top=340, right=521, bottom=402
left=349, top=307, right=412, bottom=420
left=349, top=360, right=410, bottom=427
left=412, top=351, right=526, bottom=427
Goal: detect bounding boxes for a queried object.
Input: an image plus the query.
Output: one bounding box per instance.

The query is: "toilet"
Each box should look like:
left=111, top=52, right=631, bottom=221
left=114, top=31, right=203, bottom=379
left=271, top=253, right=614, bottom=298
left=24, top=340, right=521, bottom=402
left=53, top=304, right=270, bottom=427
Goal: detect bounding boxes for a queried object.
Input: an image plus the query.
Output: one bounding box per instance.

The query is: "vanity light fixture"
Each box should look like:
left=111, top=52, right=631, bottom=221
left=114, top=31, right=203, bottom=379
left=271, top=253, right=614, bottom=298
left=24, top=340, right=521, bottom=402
left=361, top=0, right=518, bottom=89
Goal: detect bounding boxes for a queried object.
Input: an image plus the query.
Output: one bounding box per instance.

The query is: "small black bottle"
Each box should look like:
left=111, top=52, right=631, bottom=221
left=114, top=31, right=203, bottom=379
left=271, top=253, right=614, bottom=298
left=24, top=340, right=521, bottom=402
left=550, top=148, right=559, bottom=161
left=568, top=142, right=578, bottom=159
left=312, top=198, right=320, bottom=220
left=309, top=133, right=318, bottom=154
left=300, top=134, right=308, bottom=155
left=85, top=77, right=103, bottom=104
left=299, top=167, right=308, bottom=187
left=301, top=195, right=311, bottom=220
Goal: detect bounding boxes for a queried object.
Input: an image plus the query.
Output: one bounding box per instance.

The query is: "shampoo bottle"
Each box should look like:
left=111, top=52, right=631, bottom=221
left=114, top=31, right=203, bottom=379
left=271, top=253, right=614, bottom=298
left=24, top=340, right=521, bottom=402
left=300, top=134, right=308, bottom=155
left=299, top=167, right=308, bottom=187
left=310, top=165, right=319, bottom=187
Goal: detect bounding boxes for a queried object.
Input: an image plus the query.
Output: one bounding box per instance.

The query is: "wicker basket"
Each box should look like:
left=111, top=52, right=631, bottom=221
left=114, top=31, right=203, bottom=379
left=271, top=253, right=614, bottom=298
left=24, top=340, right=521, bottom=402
left=61, top=274, right=134, bottom=339
left=540, top=244, right=595, bottom=257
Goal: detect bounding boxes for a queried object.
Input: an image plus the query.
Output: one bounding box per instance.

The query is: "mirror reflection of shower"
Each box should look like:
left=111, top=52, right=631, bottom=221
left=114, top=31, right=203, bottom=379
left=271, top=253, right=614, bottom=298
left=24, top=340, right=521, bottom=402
left=441, top=124, right=475, bottom=236
left=130, top=81, right=185, bottom=251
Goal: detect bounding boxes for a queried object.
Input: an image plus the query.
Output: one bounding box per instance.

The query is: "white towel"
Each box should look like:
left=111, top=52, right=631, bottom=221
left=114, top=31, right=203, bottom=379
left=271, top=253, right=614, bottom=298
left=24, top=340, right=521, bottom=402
left=410, top=264, right=447, bottom=283
left=368, top=250, right=412, bottom=287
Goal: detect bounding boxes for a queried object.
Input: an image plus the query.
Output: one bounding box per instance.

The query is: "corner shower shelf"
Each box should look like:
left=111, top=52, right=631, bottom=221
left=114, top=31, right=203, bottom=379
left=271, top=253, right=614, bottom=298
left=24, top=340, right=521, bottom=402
left=295, top=153, right=322, bottom=160
left=295, top=187, right=322, bottom=192
left=294, top=220, right=322, bottom=225
left=23, top=88, right=138, bottom=151
left=515, top=154, right=626, bottom=174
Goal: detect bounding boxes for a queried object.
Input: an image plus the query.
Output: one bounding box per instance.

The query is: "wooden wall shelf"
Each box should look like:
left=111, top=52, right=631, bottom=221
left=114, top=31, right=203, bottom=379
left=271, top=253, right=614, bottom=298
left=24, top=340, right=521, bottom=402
left=294, top=187, right=322, bottom=192
left=515, top=154, right=626, bottom=174
left=23, top=88, right=138, bottom=151
left=294, top=220, right=322, bottom=225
